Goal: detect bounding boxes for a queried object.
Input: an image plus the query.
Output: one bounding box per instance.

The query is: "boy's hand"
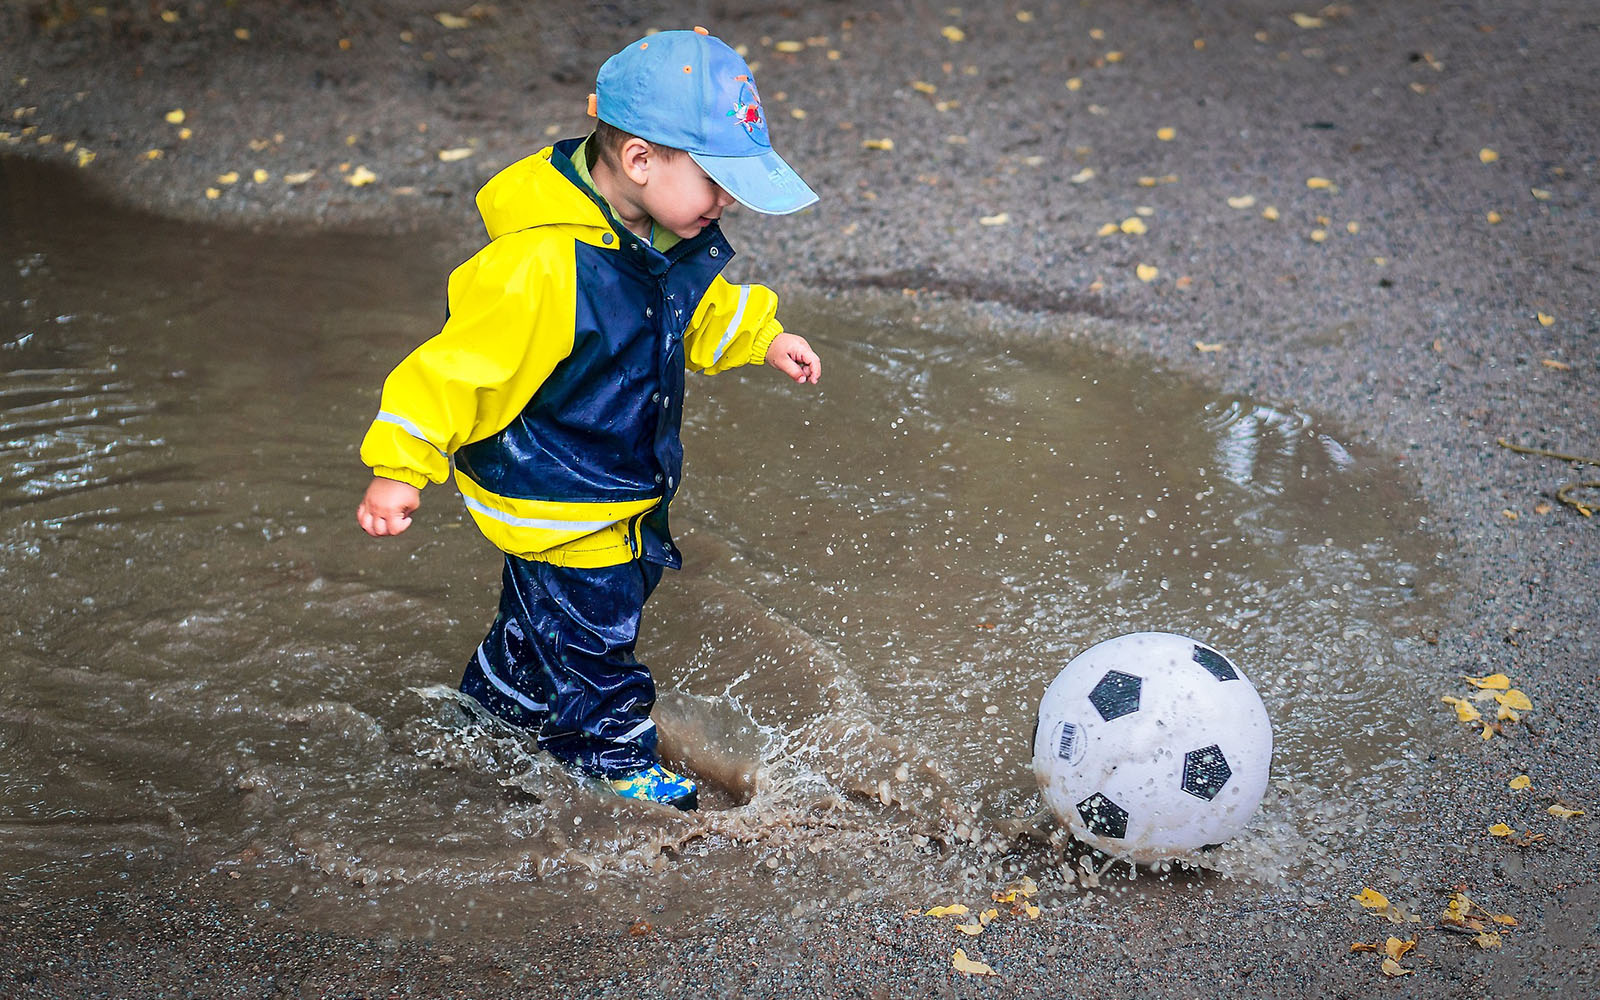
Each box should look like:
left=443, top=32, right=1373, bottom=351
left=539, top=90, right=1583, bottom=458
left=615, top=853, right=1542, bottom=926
left=765, top=332, right=821, bottom=384
left=357, top=476, right=422, bottom=537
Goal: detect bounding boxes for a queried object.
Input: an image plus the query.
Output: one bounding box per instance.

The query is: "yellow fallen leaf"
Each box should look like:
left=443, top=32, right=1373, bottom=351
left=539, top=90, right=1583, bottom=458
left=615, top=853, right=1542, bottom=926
left=911, top=80, right=937, bottom=94
left=438, top=147, right=474, bottom=162
left=283, top=170, right=316, bottom=185
left=1346, top=221, right=1360, bottom=233
left=1537, top=312, right=1555, bottom=326
left=234, top=27, right=250, bottom=41
left=1135, top=264, right=1159, bottom=282
left=1492, top=913, right=1518, bottom=926
left=979, top=213, right=1009, bottom=226
left=1384, top=937, right=1415, bottom=960
left=142, top=148, right=163, bottom=161
left=165, top=108, right=185, bottom=125
left=1310, top=229, right=1328, bottom=242
left=1464, top=673, right=1511, bottom=690
left=1547, top=804, right=1585, bottom=819
left=1441, top=695, right=1482, bottom=723
left=347, top=165, right=377, bottom=187
left=1540, top=359, right=1570, bottom=371
left=1194, top=342, right=1224, bottom=353
left=1105, top=51, right=1123, bottom=63
left=1227, top=195, right=1256, bottom=209
left=1474, top=932, right=1502, bottom=949
left=1097, top=222, right=1119, bottom=236
left=1016, top=12, right=1033, bottom=23
left=1291, top=12, right=1325, bottom=28
left=1354, top=888, right=1391, bottom=910
left=954, top=923, right=983, bottom=935
left=1488, top=823, right=1514, bottom=837
left=1479, top=147, right=1499, bottom=164
left=1494, top=689, right=1532, bottom=712
left=1066, top=77, right=1083, bottom=91
left=217, top=171, right=240, bottom=185
left=252, top=169, right=268, bottom=183
left=1487, top=210, right=1502, bottom=223
left=790, top=108, right=806, bottom=119
left=1090, top=28, right=1105, bottom=40
left=1022, top=903, right=1040, bottom=919
left=862, top=138, right=894, bottom=151
left=1498, top=704, right=1521, bottom=723
left=1156, top=126, right=1175, bottom=141
left=1070, top=167, right=1095, bottom=183
left=1481, top=723, right=1495, bottom=740
left=178, top=127, right=192, bottom=140
left=1530, top=187, right=1551, bottom=201
left=204, top=187, right=220, bottom=199
left=1350, top=941, right=1379, bottom=953
left=941, top=26, right=966, bottom=43
left=1306, top=176, right=1334, bottom=189
left=435, top=12, right=471, bottom=29
left=951, top=949, right=996, bottom=977
left=774, top=40, right=804, bottom=53
left=1381, top=958, right=1412, bottom=977
left=1120, top=217, right=1148, bottom=235
left=160, top=9, right=178, bottom=23
left=924, top=904, right=969, bottom=918
left=1262, top=205, right=1280, bottom=221
left=979, top=907, right=999, bottom=925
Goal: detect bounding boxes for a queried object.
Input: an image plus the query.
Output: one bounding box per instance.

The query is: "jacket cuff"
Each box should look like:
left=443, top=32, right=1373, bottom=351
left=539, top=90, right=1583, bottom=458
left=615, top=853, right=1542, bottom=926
left=750, top=317, right=784, bottom=367
left=371, top=466, right=430, bottom=490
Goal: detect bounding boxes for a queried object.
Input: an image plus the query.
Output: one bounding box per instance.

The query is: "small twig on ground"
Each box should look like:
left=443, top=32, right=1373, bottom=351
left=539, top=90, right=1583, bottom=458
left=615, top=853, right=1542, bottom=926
left=1496, top=438, right=1600, bottom=517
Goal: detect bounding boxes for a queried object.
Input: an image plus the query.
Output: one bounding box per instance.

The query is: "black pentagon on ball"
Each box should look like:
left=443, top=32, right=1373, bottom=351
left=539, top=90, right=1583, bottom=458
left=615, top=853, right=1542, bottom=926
left=1181, top=744, right=1233, bottom=800
left=1192, top=644, right=1239, bottom=682
left=1087, top=670, right=1141, bottom=721
left=1076, top=792, right=1130, bottom=839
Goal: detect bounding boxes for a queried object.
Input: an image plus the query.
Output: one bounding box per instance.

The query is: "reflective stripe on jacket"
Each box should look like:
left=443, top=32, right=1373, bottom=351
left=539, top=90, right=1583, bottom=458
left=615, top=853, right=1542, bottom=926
left=359, top=138, right=784, bottom=567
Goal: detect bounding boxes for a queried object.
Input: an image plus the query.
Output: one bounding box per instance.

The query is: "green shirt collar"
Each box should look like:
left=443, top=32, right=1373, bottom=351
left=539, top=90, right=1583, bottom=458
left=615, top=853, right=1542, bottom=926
left=570, top=137, right=681, bottom=253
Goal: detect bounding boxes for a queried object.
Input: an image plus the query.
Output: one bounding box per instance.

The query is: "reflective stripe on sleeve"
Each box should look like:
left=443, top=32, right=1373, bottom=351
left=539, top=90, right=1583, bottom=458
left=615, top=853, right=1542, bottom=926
left=710, top=283, right=751, bottom=365
left=374, top=410, right=448, bottom=457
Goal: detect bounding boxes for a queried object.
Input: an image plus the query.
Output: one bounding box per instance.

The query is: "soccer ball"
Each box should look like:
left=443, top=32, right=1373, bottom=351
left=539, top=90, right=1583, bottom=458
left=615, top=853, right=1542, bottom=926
left=1032, top=632, right=1272, bottom=862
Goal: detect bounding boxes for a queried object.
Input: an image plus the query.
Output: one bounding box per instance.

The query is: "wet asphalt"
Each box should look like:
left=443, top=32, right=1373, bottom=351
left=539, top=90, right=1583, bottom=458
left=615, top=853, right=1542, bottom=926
left=2, top=0, right=1596, bottom=996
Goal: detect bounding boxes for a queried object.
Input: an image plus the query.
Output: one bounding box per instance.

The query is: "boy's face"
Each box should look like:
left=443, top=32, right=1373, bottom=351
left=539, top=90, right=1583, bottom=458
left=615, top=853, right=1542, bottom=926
left=638, top=151, right=736, bottom=240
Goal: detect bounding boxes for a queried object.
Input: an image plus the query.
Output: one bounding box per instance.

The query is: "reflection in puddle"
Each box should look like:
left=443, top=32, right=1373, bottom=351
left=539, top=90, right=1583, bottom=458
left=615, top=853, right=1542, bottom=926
left=0, top=157, right=1449, bottom=938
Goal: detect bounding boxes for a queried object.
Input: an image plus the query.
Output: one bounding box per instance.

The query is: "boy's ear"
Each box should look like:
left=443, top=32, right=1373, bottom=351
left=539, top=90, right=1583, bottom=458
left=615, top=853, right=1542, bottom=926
left=618, top=137, right=655, bottom=184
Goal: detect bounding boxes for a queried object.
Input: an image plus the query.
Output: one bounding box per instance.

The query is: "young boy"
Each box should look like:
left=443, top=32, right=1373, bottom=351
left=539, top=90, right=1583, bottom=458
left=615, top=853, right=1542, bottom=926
left=355, top=27, right=820, bottom=811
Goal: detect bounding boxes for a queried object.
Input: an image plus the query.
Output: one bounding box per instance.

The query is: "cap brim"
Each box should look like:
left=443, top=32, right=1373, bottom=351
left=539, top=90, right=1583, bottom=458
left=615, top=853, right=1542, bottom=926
left=689, top=150, right=818, bottom=216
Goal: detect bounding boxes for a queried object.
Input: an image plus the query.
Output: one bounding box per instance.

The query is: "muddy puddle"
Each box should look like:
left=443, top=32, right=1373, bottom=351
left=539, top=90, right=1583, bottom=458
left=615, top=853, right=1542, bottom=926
left=0, top=156, right=1450, bottom=939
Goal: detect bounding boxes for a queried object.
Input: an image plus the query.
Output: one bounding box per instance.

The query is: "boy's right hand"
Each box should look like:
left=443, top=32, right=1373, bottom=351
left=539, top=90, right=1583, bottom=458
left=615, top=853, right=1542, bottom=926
left=357, top=476, right=422, bottom=537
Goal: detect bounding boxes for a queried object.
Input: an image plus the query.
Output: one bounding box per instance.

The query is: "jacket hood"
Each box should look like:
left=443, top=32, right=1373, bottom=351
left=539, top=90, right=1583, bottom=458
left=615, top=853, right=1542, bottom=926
left=476, top=142, right=609, bottom=242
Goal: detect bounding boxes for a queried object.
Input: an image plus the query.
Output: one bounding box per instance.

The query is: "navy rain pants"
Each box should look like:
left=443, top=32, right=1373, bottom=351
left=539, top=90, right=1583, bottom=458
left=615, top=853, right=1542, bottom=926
left=459, top=555, right=665, bottom=778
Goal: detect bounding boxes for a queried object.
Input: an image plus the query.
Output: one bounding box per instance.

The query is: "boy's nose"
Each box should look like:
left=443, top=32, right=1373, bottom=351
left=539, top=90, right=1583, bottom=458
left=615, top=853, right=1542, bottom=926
left=715, top=186, right=735, bottom=209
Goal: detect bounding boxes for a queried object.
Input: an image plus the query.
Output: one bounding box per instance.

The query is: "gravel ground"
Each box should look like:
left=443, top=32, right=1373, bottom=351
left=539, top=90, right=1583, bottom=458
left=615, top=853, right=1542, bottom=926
left=3, top=0, right=1596, bottom=996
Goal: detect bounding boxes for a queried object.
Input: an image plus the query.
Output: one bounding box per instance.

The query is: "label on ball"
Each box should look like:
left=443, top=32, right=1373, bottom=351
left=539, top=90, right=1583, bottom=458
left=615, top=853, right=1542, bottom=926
left=1055, top=721, right=1086, bottom=765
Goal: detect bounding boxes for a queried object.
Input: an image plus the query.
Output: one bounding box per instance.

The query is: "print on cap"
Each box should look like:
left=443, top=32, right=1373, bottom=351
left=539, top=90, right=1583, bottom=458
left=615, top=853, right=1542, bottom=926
left=727, top=78, right=768, bottom=146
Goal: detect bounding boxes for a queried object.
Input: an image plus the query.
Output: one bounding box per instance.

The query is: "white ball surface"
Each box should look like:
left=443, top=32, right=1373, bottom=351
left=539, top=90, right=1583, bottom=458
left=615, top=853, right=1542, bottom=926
left=1032, top=632, right=1272, bottom=862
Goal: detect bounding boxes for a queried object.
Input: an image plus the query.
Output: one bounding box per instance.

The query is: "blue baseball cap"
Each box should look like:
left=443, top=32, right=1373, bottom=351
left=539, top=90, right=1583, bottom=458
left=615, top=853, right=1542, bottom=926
left=594, top=28, right=819, bottom=216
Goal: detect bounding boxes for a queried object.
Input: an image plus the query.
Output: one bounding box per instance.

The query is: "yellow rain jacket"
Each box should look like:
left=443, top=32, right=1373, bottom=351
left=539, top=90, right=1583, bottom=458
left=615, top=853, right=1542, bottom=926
left=359, top=138, right=785, bottom=568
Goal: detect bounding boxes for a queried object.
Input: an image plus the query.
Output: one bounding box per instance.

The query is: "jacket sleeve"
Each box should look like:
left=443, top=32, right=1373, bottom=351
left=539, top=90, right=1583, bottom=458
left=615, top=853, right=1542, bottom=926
left=359, top=231, right=578, bottom=488
left=682, top=274, right=784, bottom=375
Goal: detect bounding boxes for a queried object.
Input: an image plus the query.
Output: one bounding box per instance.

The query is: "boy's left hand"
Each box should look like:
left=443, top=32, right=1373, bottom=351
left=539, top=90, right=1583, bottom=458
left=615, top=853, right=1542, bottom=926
left=765, top=332, right=821, bottom=384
